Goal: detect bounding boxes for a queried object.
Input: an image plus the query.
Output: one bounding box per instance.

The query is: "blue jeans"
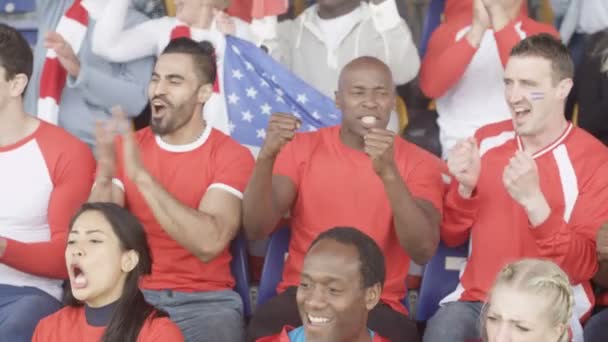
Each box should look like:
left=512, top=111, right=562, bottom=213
left=423, top=301, right=484, bottom=342
left=0, top=284, right=61, bottom=342
left=584, top=307, right=608, bottom=342
left=143, top=289, right=245, bottom=342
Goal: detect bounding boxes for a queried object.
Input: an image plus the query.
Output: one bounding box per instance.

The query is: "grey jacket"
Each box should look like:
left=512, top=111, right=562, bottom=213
left=25, top=0, right=154, bottom=148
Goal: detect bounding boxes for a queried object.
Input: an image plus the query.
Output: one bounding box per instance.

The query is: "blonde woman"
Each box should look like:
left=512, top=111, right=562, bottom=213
left=482, top=259, right=575, bottom=342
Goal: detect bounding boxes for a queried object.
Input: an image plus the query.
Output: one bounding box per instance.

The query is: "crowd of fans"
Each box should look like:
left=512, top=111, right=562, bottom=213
left=0, top=0, right=608, bottom=341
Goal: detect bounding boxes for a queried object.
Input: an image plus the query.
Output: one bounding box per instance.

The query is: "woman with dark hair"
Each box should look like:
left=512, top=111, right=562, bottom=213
left=32, top=203, right=183, bottom=341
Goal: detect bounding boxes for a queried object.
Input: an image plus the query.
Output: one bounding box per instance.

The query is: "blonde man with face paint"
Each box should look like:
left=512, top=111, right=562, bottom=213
left=424, top=33, right=608, bottom=342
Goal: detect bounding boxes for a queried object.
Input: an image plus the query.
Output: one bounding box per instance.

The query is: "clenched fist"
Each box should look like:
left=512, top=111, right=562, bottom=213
left=502, top=151, right=541, bottom=207
left=364, top=128, right=397, bottom=179
left=447, top=137, right=481, bottom=197
left=258, top=113, right=301, bottom=160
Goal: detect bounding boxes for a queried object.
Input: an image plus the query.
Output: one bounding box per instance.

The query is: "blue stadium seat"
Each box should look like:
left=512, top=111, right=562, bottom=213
left=19, top=29, right=37, bottom=46
left=230, top=231, right=252, bottom=317
left=257, top=226, right=291, bottom=307
left=0, top=0, right=36, bottom=13
left=419, top=0, right=446, bottom=57
left=415, top=240, right=468, bottom=321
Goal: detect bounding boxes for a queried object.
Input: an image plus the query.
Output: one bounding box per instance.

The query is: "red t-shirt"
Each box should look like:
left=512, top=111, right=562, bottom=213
left=114, top=125, right=255, bottom=292
left=0, top=120, right=94, bottom=298
left=273, top=126, right=445, bottom=314
left=32, top=306, right=183, bottom=341
left=442, top=120, right=608, bottom=320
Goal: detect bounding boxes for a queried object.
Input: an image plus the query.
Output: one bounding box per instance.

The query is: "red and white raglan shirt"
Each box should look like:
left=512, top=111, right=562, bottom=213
left=112, top=125, right=254, bottom=292
left=273, top=126, right=445, bottom=315
left=441, top=120, right=608, bottom=324
left=419, top=14, right=558, bottom=158
left=0, top=121, right=95, bottom=299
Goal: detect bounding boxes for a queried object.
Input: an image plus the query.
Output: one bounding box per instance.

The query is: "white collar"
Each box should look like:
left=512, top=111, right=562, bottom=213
left=155, top=123, right=212, bottom=153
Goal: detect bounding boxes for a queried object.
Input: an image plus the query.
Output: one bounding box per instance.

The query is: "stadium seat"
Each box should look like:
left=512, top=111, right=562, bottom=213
left=230, top=231, right=253, bottom=317
left=0, top=0, right=35, bottom=13
left=415, top=240, right=468, bottom=321
left=419, top=0, right=446, bottom=57
left=257, top=226, right=291, bottom=307
left=396, top=95, right=409, bottom=134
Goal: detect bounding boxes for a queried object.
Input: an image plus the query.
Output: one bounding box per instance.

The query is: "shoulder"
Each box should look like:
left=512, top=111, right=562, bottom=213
left=36, top=121, right=94, bottom=161
left=208, top=129, right=255, bottom=160
left=37, top=306, right=82, bottom=329
left=395, top=137, right=442, bottom=167
left=140, top=315, right=184, bottom=341
left=567, top=127, right=608, bottom=167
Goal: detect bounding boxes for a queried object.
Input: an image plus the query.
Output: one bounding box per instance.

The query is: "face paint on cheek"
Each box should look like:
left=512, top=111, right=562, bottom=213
left=528, top=91, right=545, bottom=101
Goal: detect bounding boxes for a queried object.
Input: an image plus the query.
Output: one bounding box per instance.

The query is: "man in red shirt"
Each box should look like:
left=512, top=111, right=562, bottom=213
left=420, top=0, right=557, bottom=159
left=424, top=34, right=608, bottom=342
left=243, top=56, right=445, bottom=341
left=89, top=38, right=255, bottom=341
left=0, top=24, right=95, bottom=341
left=256, top=227, right=390, bottom=342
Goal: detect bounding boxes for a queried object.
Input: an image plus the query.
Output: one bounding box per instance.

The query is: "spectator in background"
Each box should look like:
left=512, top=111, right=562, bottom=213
left=92, top=0, right=255, bottom=136
left=252, top=0, right=420, bottom=133
left=32, top=203, right=184, bottom=342
left=89, top=38, right=255, bottom=341
left=551, top=0, right=608, bottom=66
left=585, top=223, right=608, bottom=341
left=133, top=0, right=167, bottom=18
left=424, top=34, right=608, bottom=342
left=482, top=259, right=574, bottom=342
left=0, top=23, right=95, bottom=341
left=23, top=0, right=153, bottom=149
left=419, top=0, right=557, bottom=159
left=243, top=56, right=444, bottom=342
left=256, top=227, right=390, bottom=342
left=567, top=29, right=608, bottom=146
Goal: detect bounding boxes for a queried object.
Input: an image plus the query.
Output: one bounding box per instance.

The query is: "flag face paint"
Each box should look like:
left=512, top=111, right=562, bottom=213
left=529, top=91, right=545, bottom=101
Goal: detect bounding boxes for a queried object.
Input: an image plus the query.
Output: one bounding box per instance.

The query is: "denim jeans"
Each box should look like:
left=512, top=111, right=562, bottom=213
left=0, top=284, right=61, bottom=342
left=423, top=301, right=484, bottom=342
left=143, top=288, right=245, bottom=342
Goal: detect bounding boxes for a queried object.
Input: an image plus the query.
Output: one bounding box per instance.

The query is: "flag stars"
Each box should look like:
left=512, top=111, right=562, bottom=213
left=242, top=110, right=253, bottom=122
left=244, top=61, right=254, bottom=71
left=256, top=129, right=266, bottom=139
left=312, top=111, right=321, bottom=120
left=246, top=87, right=258, bottom=99
left=260, top=103, right=272, bottom=115
left=228, top=121, right=236, bottom=133
left=227, top=93, right=240, bottom=104
left=296, top=94, right=308, bottom=104
left=232, top=69, right=244, bottom=80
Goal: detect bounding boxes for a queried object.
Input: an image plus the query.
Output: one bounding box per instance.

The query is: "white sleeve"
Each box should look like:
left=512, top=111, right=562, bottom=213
left=91, top=0, right=163, bottom=62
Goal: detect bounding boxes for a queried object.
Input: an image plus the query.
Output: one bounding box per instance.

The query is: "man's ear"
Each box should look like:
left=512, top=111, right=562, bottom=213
left=555, top=78, right=573, bottom=100
left=9, top=74, right=28, bottom=98
left=197, top=83, right=214, bottom=104
left=364, top=283, right=382, bottom=310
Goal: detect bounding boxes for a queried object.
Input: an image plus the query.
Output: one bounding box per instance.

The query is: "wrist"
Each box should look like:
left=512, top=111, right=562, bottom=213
left=466, top=25, right=485, bottom=48
left=379, top=163, right=399, bottom=182
left=133, top=169, right=153, bottom=188
left=523, top=192, right=551, bottom=227
left=0, top=238, right=7, bottom=258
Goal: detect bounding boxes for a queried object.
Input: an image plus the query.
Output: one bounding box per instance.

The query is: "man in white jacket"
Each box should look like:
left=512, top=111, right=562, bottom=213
left=252, top=0, right=420, bottom=133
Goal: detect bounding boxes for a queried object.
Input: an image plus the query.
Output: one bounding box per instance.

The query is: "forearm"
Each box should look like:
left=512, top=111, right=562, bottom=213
left=68, top=60, right=151, bottom=116
left=88, top=178, right=124, bottom=206
left=91, top=0, right=132, bottom=60
left=382, top=169, right=439, bottom=264
left=243, top=157, right=282, bottom=240
left=0, top=237, right=68, bottom=279
left=420, top=37, right=478, bottom=98
left=530, top=213, right=599, bottom=283
left=134, top=172, right=222, bottom=262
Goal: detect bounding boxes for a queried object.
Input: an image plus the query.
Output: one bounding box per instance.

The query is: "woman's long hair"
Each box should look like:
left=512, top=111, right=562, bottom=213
left=64, top=202, right=167, bottom=342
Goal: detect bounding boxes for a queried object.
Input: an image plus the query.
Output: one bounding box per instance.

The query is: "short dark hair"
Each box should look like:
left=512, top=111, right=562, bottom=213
left=161, top=37, right=216, bottom=85
left=510, top=33, right=574, bottom=83
left=0, top=23, right=33, bottom=85
left=309, top=227, right=386, bottom=289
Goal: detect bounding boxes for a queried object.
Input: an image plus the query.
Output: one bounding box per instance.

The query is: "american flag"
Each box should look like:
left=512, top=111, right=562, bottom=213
left=223, top=35, right=341, bottom=148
